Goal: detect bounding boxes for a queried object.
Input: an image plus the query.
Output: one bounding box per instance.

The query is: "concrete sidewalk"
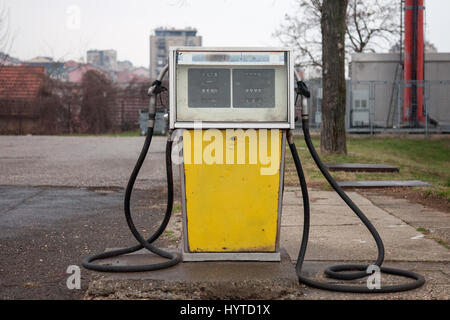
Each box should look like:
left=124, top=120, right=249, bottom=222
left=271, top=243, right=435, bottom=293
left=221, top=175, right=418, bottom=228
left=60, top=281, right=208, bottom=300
left=279, top=187, right=450, bottom=299
left=86, top=187, right=450, bottom=300
left=281, top=187, right=449, bottom=262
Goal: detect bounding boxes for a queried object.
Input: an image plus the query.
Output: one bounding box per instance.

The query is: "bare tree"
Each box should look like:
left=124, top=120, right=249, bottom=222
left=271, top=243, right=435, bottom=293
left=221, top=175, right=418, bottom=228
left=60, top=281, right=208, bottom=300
left=38, top=77, right=83, bottom=134
left=36, top=77, right=68, bottom=134
left=276, top=0, right=399, bottom=154
left=0, top=2, right=14, bottom=64
left=346, top=0, right=399, bottom=53
left=321, top=0, right=348, bottom=154
left=275, top=0, right=400, bottom=73
left=79, top=70, right=117, bottom=134
left=275, top=0, right=323, bottom=70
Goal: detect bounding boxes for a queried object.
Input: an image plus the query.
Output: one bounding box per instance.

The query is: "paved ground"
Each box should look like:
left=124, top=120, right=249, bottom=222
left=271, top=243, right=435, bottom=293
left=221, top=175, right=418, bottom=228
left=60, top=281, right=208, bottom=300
left=281, top=189, right=449, bottom=263
left=0, top=136, right=177, bottom=299
left=279, top=188, right=450, bottom=299
left=0, top=135, right=449, bottom=300
left=0, top=185, right=179, bottom=299
left=0, top=135, right=177, bottom=188
left=89, top=188, right=448, bottom=300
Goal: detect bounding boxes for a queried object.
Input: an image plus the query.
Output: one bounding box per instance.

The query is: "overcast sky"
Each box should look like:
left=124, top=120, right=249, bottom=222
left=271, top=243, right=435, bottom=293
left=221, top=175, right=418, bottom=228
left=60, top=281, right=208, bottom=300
left=2, top=0, right=450, bottom=68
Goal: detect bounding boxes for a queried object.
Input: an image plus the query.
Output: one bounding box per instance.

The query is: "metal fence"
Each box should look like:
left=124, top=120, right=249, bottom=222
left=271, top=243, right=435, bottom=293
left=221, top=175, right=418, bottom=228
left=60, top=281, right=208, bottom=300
left=299, top=79, right=450, bottom=134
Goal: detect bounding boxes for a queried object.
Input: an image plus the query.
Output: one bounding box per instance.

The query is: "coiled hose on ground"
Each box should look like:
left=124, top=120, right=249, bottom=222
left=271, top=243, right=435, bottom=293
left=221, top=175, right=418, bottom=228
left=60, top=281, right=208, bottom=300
left=288, top=120, right=425, bottom=293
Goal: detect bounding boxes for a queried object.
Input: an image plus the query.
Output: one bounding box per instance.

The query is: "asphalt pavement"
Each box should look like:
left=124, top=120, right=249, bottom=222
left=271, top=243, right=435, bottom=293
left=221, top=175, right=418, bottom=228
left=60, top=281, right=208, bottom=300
left=0, top=136, right=175, bottom=299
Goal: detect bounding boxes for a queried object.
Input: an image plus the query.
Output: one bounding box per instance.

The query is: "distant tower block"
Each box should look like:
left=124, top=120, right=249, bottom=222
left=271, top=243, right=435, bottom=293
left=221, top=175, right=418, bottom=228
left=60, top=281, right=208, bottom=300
left=149, top=28, right=202, bottom=79
left=86, top=50, right=118, bottom=72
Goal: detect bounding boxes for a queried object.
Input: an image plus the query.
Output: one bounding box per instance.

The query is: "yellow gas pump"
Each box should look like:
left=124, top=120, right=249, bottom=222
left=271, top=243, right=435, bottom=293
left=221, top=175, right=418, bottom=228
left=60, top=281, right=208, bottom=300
left=169, top=48, right=294, bottom=261
left=83, top=47, right=425, bottom=294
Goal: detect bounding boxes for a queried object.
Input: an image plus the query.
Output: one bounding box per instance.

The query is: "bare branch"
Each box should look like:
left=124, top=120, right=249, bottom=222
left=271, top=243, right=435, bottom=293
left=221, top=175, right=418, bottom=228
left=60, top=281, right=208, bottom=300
left=275, top=0, right=400, bottom=73
left=0, top=2, right=14, bottom=63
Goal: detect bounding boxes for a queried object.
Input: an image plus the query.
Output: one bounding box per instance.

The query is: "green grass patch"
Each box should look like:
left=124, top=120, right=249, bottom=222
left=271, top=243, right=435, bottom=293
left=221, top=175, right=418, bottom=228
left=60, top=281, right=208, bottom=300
left=416, top=228, right=450, bottom=249
left=416, top=227, right=430, bottom=234
left=436, top=239, right=450, bottom=249
left=164, top=230, right=180, bottom=244
left=286, top=135, right=450, bottom=202
left=164, top=230, right=174, bottom=237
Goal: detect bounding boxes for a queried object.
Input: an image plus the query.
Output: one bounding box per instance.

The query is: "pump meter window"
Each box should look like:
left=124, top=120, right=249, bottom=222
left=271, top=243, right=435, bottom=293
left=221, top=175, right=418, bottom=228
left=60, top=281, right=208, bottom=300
left=188, top=69, right=230, bottom=108
left=233, top=69, right=275, bottom=108
left=170, top=48, right=294, bottom=129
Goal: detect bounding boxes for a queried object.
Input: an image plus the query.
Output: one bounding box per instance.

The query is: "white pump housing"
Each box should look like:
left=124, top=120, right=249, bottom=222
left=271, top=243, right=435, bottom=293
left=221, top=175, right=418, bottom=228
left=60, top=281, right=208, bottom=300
left=169, top=47, right=295, bottom=129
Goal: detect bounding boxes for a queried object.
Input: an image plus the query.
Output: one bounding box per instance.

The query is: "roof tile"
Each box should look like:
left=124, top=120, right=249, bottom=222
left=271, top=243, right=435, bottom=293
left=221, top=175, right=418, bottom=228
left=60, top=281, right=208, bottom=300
left=0, top=66, right=45, bottom=101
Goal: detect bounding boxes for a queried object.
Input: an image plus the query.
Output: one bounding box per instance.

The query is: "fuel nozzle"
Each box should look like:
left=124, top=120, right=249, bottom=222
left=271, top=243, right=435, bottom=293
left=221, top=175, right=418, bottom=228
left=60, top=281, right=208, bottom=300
left=148, top=65, right=169, bottom=129
left=296, top=81, right=311, bottom=98
left=295, top=80, right=310, bottom=119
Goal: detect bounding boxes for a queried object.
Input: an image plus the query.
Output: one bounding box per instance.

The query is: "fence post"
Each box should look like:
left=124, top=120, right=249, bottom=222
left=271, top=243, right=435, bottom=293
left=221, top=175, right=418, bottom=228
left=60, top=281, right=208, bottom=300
left=370, top=82, right=375, bottom=135
left=397, top=81, right=402, bottom=130
left=424, top=80, right=428, bottom=138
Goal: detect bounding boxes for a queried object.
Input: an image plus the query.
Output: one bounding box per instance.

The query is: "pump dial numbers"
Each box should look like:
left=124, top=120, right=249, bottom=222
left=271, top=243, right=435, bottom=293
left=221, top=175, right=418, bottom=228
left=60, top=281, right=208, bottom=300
left=188, top=68, right=231, bottom=108
left=233, top=69, right=275, bottom=108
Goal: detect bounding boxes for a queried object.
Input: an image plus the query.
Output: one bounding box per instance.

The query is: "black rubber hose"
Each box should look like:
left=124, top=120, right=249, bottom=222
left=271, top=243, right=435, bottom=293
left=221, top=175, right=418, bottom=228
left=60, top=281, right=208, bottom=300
left=82, top=129, right=181, bottom=272
left=289, top=121, right=425, bottom=293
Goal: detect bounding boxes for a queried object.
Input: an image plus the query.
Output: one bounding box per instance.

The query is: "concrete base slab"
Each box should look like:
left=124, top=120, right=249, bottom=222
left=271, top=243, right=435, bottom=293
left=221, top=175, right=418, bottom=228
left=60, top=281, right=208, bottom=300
left=182, top=251, right=281, bottom=262
left=85, top=248, right=303, bottom=300
left=338, top=180, right=432, bottom=188
left=326, top=163, right=400, bottom=173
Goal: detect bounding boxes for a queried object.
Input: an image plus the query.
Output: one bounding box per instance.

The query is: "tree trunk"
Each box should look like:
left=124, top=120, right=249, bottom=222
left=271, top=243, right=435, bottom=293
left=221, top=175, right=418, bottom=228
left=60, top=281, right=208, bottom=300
left=320, top=0, right=348, bottom=154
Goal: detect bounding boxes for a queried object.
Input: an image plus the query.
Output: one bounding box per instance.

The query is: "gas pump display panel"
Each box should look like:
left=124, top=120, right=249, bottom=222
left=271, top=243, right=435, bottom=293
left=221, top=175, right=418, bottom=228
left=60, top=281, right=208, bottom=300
left=232, top=69, right=275, bottom=108
left=187, top=68, right=231, bottom=108
left=170, top=48, right=295, bottom=129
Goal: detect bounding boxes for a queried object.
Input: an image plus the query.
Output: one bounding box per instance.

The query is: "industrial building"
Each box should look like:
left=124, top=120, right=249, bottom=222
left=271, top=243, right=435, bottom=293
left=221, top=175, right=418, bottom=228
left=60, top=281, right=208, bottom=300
left=349, top=53, right=450, bottom=131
